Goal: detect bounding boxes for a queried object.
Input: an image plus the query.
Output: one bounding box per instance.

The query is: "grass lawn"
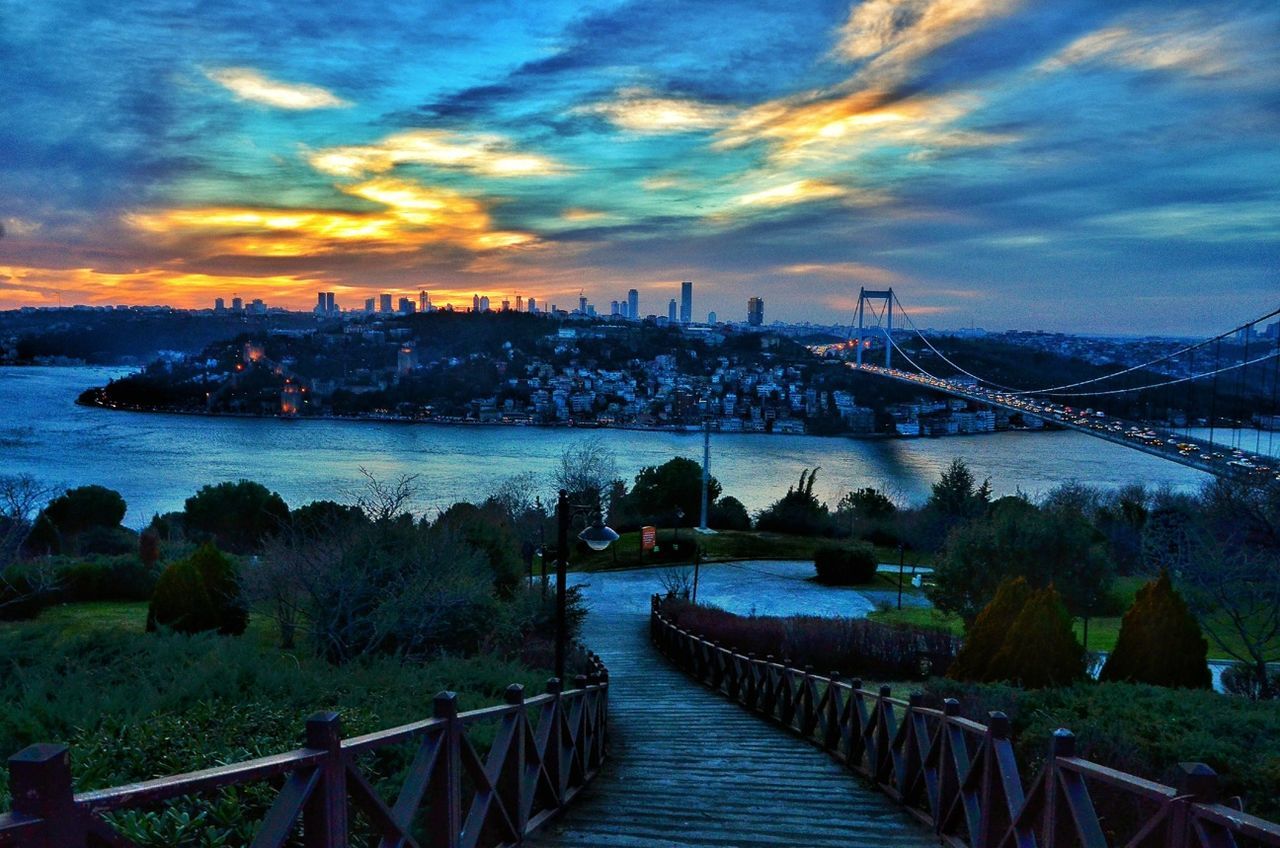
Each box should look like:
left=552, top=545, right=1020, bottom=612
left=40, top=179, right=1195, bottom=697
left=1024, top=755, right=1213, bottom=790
left=566, top=528, right=931, bottom=573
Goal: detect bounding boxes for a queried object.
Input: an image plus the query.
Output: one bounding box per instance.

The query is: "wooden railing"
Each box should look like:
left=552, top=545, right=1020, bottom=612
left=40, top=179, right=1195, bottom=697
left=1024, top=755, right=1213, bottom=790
left=0, top=654, right=608, bottom=847
left=651, top=596, right=1280, bottom=848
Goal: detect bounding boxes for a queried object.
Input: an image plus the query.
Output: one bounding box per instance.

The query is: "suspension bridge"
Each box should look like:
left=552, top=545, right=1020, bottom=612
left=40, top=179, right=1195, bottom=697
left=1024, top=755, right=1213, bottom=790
left=817, top=289, right=1280, bottom=483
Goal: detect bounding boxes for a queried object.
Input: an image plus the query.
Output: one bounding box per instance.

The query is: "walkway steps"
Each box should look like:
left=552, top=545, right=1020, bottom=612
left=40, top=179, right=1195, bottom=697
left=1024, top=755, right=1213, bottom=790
left=531, top=610, right=936, bottom=847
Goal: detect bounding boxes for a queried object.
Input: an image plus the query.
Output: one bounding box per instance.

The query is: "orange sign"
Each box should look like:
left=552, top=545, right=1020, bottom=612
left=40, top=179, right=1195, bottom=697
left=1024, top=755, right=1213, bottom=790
left=641, top=525, right=657, bottom=552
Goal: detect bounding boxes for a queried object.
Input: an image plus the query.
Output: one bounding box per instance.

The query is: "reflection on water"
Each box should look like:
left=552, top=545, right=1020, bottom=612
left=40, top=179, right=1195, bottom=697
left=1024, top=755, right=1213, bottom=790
left=1, top=366, right=1214, bottom=526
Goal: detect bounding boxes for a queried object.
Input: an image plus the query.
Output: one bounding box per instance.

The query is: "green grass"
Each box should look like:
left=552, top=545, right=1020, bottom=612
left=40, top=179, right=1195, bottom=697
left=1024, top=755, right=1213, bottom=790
left=566, top=528, right=930, bottom=572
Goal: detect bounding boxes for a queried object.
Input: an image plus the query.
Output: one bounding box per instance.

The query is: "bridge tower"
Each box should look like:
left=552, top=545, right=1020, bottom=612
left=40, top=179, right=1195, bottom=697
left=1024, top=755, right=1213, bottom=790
left=854, top=288, right=894, bottom=369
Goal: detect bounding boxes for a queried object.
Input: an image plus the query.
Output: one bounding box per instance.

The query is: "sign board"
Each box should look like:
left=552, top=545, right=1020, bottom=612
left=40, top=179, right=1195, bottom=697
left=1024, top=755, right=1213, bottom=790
left=640, top=525, right=657, bottom=552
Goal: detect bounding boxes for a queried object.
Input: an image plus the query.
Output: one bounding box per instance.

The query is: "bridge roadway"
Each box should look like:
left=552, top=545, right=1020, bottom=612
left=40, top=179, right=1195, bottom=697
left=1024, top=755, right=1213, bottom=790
left=531, top=600, right=935, bottom=848
left=855, top=363, right=1278, bottom=482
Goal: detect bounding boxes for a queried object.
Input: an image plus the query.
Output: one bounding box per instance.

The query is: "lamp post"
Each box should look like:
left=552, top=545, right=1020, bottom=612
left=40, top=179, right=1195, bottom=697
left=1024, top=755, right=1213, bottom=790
left=675, top=507, right=685, bottom=544
left=699, top=401, right=711, bottom=531
left=897, top=543, right=905, bottom=611
left=554, top=489, right=618, bottom=682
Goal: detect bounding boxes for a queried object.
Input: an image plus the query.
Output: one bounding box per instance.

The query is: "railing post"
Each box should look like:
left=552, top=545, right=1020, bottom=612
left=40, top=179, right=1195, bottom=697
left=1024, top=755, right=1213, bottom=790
left=544, top=677, right=567, bottom=805
left=1044, top=729, right=1074, bottom=848
left=1171, top=762, right=1219, bottom=847
left=976, top=711, right=1010, bottom=848
left=426, top=692, right=462, bottom=848
left=304, top=712, right=348, bottom=848
left=8, top=743, right=87, bottom=847
left=500, top=684, right=528, bottom=837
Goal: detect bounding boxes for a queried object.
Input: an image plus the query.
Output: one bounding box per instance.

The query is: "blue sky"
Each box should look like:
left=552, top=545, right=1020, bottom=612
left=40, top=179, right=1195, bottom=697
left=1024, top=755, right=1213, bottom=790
left=1, top=0, right=1277, bottom=332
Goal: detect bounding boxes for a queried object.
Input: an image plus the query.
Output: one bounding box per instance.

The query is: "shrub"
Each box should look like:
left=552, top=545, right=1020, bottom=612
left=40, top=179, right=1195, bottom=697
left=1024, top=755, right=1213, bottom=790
left=78, top=525, right=138, bottom=556
left=985, top=586, right=1086, bottom=689
left=1220, top=665, right=1280, bottom=701
left=947, top=576, right=1032, bottom=682
left=708, top=496, right=751, bottom=531
left=813, top=543, right=878, bottom=585
left=661, top=598, right=959, bottom=679
left=926, top=677, right=1280, bottom=821
left=147, top=544, right=247, bottom=635
left=62, top=556, right=160, bottom=602
left=1100, top=571, right=1210, bottom=689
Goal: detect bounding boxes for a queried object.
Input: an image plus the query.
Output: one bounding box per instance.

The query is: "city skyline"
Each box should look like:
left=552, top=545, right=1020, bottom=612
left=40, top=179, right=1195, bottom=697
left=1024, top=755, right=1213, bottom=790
left=2, top=1, right=1278, bottom=332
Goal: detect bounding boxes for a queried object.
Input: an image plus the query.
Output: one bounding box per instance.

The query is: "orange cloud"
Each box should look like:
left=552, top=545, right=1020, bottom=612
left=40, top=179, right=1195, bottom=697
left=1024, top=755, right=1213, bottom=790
left=780, top=262, right=906, bottom=284
left=0, top=265, right=336, bottom=309
left=581, top=87, right=736, bottom=133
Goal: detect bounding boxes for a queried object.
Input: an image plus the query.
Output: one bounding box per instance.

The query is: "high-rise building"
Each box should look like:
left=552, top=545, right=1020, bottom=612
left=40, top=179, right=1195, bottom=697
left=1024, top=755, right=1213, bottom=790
left=379, top=293, right=393, bottom=313
left=610, top=300, right=620, bottom=316
left=398, top=296, right=414, bottom=314
left=317, top=292, right=327, bottom=312
left=748, top=296, right=764, bottom=326
left=231, top=296, right=243, bottom=313
left=249, top=298, right=266, bottom=315
left=364, top=297, right=375, bottom=313
left=628, top=288, right=639, bottom=321
left=680, top=281, right=692, bottom=324
left=528, top=296, right=538, bottom=313
left=419, top=290, right=430, bottom=312
left=214, top=297, right=225, bottom=313
left=479, top=296, right=490, bottom=312
left=472, top=294, right=480, bottom=312
left=668, top=298, right=677, bottom=321
left=578, top=294, right=588, bottom=315
left=708, top=311, right=717, bottom=324
left=516, top=295, right=524, bottom=312
left=501, top=299, right=510, bottom=311
left=326, top=292, right=336, bottom=314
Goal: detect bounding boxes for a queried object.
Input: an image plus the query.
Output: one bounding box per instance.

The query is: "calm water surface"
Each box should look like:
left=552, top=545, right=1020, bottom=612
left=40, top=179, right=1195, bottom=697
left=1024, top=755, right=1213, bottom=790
left=1, top=366, right=1219, bottom=526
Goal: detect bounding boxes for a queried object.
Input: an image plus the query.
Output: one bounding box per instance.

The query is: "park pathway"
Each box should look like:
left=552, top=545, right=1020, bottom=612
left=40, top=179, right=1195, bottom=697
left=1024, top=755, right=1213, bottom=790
left=531, top=599, right=937, bottom=847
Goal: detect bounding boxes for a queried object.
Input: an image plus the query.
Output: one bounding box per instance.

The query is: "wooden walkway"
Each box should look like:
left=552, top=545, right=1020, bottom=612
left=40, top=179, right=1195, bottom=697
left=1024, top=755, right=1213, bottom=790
left=532, top=609, right=937, bottom=847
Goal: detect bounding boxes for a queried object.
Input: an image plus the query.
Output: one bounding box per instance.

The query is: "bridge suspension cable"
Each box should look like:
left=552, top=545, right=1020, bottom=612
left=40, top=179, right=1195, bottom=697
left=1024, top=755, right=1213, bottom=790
left=1020, top=348, right=1280, bottom=399
left=888, top=293, right=1280, bottom=398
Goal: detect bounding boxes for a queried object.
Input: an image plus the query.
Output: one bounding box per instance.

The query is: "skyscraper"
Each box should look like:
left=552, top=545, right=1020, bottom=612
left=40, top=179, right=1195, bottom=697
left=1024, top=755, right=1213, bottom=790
left=528, top=296, right=537, bottom=313
left=627, top=288, right=639, bottom=321
left=610, top=300, right=620, bottom=316
left=364, top=297, right=375, bottom=313
left=479, top=296, right=490, bottom=312
left=317, top=292, right=327, bottom=313
left=680, top=281, right=692, bottom=324
left=231, top=296, right=243, bottom=313
left=398, top=296, right=414, bottom=314
left=515, top=294, right=524, bottom=312
left=325, top=292, right=336, bottom=315
left=472, top=294, right=480, bottom=312
left=708, top=311, right=717, bottom=324
left=214, top=297, right=225, bottom=313
left=379, top=293, right=393, bottom=313
left=748, top=297, right=764, bottom=326
left=668, top=298, right=677, bottom=321
left=419, top=290, right=430, bottom=312
left=578, top=293, right=588, bottom=315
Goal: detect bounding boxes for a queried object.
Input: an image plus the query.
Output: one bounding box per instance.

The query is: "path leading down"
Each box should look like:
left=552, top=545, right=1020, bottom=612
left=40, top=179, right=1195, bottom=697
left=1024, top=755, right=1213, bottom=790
left=531, top=571, right=937, bottom=848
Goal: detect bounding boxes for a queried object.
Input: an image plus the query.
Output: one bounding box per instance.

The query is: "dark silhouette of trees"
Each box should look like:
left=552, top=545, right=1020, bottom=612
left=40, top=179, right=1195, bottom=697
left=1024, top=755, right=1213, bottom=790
left=183, top=480, right=289, bottom=553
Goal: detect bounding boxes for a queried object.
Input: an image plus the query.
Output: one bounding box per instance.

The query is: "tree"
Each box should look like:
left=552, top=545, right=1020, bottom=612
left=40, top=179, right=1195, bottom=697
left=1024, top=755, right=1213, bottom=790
left=0, top=474, right=57, bottom=615
left=622, top=457, right=722, bottom=526
left=28, top=484, right=127, bottom=555
left=756, top=468, right=831, bottom=535
left=927, top=495, right=1113, bottom=625
left=183, top=480, right=290, bottom=553
left=709, top=496, right=751, bottom=531
left=554, top=437, right=618, bottom=528
left=1100, top=571, right=1210, bottom=689
left=1171, top=480, right=1280, bottom=698
left=947, top=576, right=1033, bottom=682
left=985, top=585, right=1086, bottom=689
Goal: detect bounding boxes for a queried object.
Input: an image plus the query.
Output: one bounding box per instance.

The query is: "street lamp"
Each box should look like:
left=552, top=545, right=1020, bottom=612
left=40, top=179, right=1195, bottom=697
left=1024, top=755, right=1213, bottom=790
left=554, top=489, right=617, bottom=682
left=674, top=507, right=685, bottom=544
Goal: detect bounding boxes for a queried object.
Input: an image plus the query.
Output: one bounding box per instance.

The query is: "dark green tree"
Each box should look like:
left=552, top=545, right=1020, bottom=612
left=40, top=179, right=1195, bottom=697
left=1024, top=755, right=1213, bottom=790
left=756, top=468, right=831, bottom=535
left=183, top=480, right=289, bottom=553
left=1100, top=571, right=1210, bottom=688
left=985, top=585, right=1086, bottom=689
left=709, top=496, right=751, bottom=530
left=433, top=501, right=524, bottom=594
left=947, top=576, right=1033, bottom=682
left=28, top=485, right=127, bottom=554
left=622, top=457, right=722, bottom=526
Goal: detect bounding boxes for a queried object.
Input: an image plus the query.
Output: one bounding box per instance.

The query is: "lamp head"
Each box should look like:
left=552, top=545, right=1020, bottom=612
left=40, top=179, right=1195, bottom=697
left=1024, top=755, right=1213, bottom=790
left=578, top=518, right=619, bottom=552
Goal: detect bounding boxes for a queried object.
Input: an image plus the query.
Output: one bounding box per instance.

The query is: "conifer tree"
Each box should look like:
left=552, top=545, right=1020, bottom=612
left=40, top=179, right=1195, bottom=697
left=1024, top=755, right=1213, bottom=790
left=986, top=585, right=1086, bottom=688
left=947, top=576, right=1032, bottom=682
left=1100, top=571, right=1211, bottom=688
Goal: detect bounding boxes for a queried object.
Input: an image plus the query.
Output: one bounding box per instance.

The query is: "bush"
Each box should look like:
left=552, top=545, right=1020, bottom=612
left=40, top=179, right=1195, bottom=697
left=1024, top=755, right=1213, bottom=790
left=813, top=543, right=878, bottom=585
left=62, top=556, right=160, bottom=602
left=947, top=576, right=1032, bottom=682
left=986, top=586, right=1086, bottom=689
left=1221, top=665, right=1280, bottom=701
left=926, top=677, right=1280, bottom=821
left=708, top=496, right=751, bottom=531
left=78, top=525, right=138, bottom=556
left=147, top=544, right=247, bottom=635
left=1100, top=571, right=1210, bottom=689
left=661, top=598, right=959, bottom=679
left=755, top=468, right=832, bottom=535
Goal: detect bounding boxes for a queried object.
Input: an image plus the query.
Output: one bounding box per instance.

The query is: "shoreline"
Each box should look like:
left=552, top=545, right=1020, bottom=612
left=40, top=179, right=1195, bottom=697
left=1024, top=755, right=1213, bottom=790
left=73, top=395, right=1056, bottom=442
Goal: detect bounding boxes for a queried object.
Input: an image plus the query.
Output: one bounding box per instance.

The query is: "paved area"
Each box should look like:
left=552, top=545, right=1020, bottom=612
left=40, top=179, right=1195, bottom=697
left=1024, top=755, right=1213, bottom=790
left=531, top=581, right=938, bottom=847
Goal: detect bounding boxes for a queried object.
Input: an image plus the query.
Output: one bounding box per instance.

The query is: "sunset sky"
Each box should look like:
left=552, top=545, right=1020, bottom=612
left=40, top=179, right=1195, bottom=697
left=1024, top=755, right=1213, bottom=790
left=1, top=0, right=1277, bottom=331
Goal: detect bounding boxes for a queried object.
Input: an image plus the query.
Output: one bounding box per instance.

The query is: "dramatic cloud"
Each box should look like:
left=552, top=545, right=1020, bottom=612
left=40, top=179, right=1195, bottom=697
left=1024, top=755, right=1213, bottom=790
left=307, top=130, right=561, bottom=178
left=205, top=67, right=350, bottom=109
left=581, top=87, right=737, bottom=133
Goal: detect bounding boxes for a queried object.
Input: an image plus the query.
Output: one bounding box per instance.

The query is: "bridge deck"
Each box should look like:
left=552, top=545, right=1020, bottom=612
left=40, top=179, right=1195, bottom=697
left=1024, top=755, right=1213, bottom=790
left=532, top=608, right=935, bottom=847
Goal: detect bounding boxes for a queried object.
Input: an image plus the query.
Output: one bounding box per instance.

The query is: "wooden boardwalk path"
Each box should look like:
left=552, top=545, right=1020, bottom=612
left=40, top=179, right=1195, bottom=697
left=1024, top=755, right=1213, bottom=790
left=532, top=608, right=937, bottom=847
